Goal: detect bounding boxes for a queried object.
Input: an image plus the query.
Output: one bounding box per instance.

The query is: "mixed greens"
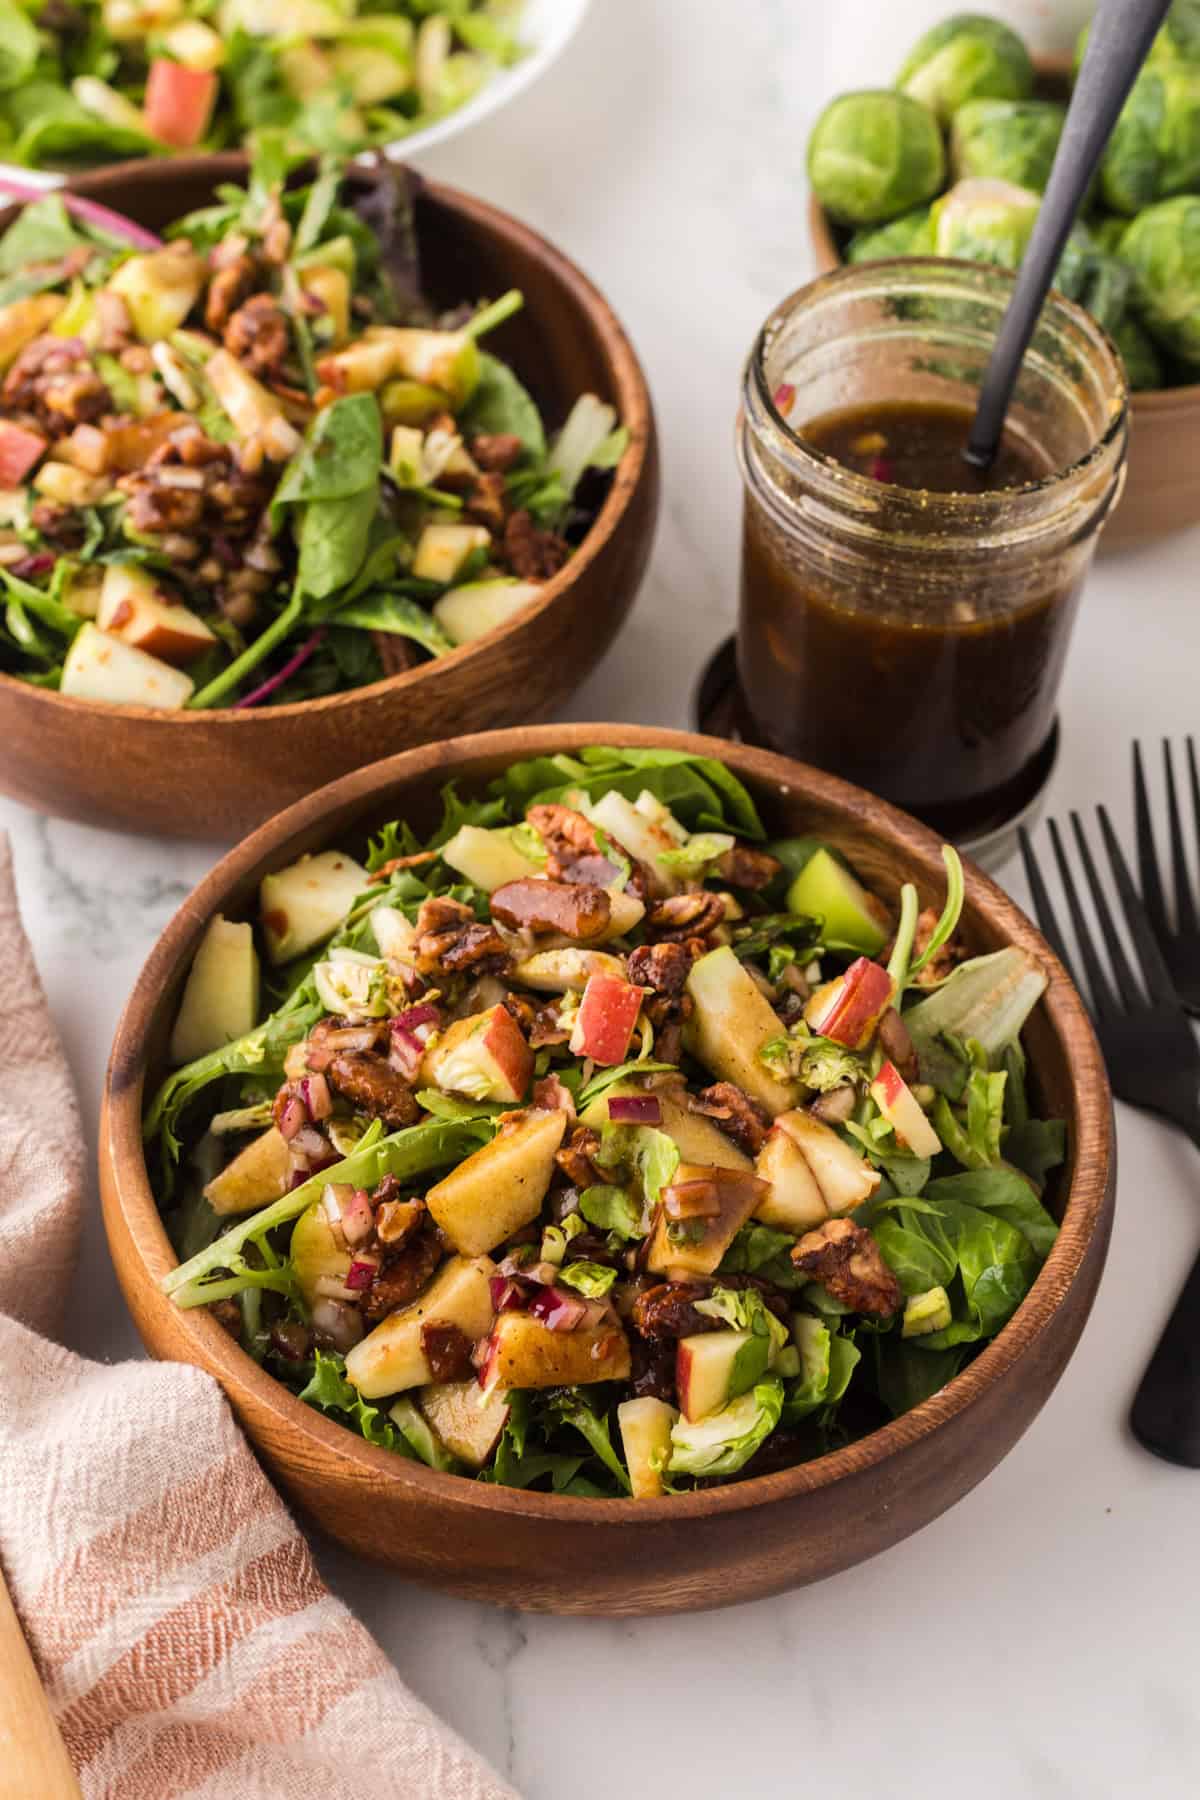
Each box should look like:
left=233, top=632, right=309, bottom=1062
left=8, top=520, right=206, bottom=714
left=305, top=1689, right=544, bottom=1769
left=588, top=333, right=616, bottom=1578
left=808, top=3, right=1200, bottom=393
left=147, top=746, right=1065, bottom=1499
left=0, top=147, right=624, bottom=707
left=0, top=0, right=525, bottom=168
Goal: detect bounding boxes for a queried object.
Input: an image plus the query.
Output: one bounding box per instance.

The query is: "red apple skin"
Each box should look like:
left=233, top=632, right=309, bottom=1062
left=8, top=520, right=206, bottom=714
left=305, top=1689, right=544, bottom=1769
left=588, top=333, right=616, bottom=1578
left=870, top=1060, right=942, bottom=1158
left=145, top=61, right=218, bottom=148
left=0, top=422, right=46, bottom=485
left=571, top=972, right=644, bottom=1066
left=478, top=1003, right=534, bottom=1099
left=810, top=957, right=894, bottom=1048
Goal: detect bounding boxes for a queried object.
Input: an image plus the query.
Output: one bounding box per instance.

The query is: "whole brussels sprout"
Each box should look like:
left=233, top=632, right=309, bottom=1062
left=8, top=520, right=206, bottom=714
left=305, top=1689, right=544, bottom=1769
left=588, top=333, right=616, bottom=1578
left=1111, top=315, right=1164, bottom=392
left=930, top=179, right=1093, bottom=298
left=807, top=90, right=946, bottom=227
left=1099, top=62, right=1200, bottom=214
left=846, top=205, right=936, bottom=263
left=1121, top=195, right=1200, bottom=363
left=896, top=13, right=1033, bottom=123
left=951, top=97, right=1065, bottom=191
left=1076, top=1, right=1200, bottom=75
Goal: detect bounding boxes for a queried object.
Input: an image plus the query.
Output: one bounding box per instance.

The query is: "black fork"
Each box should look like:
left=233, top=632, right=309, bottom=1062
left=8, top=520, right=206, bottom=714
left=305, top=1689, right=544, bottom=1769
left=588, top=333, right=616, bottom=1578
left=1020, top=810, right=1200, bottom=1468
left=1133, top=739, right=1200, bottom=1016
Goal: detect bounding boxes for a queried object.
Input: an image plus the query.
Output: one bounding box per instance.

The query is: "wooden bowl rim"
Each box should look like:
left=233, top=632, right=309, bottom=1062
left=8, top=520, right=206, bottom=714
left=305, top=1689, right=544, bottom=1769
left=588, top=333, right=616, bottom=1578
left=103, top=723, right=1114, bottom=1525
left=804, top=43, right=1200, bottom=415
left=0, top=155, right=654, bottom=724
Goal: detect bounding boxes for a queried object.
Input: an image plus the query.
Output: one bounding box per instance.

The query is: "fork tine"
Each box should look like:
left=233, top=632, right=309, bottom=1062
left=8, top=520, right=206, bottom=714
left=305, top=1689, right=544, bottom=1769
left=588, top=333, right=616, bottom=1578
left=1097, top=805, right=1181, bottom=1007
left=1069, top=811, right=1144, bottom=1010
left=1133, top=740, right=1171, bottom=944
left=1019, top=826, right=1079, bottom=987
left=1163, top=740, right=1198, bottom=937
left=1048, top=816, right=1118, bottom=1020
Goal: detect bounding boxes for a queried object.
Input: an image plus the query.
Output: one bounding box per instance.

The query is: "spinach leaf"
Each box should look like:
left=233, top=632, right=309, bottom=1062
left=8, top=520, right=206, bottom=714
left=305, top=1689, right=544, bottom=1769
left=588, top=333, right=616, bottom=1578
left=924, top=1169, right=1059, bottom=1260
left=297, top=484, right=378, bottom=598
left=273, top=394, right=383, bottom=511
left=459, top=351, right=545, bottom=456
left=4, top=82, right=156, bottom=165
left=873, top=1337, right=965, bottom=1417
left=490, top=746, right=765, bottom=838
left=332, top=590, right=452, bottom=657
left=0, top=195, right=89, bottom=275
left=719, top=1222, right=803, bottom=1289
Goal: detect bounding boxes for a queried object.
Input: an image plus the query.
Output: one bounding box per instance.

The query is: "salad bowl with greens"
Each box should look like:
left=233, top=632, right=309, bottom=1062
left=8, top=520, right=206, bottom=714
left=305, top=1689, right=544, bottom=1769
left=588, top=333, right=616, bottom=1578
left=0, top=152, right=656, bottom=836
left=102, top=727, right=1114, bottom=1611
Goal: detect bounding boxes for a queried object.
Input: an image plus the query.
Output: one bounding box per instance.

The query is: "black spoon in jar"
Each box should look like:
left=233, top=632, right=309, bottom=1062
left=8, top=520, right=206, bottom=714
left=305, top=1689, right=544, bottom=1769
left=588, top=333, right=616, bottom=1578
left=964, top=0, right=1173, bottom=471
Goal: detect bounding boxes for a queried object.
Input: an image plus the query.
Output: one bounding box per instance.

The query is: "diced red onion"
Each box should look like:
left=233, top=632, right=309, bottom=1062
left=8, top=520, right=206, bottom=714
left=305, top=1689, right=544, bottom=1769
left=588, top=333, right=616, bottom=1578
left=393, top=1003, right=439, bottom=1036
left=276, top=1095, right=307, bottom=1142
left=301, top=1072, right=332, bottom=1122
left=9, top=552, right=53, bottom=579
left=314, top=1273, right=359, bottom=1302
left=489, top=1275, right=527, bottom=1313
left=321, top=1025, right=382, bottom=1054
left=528, top=1286, right=587, bottom=1331
left=338, top=1186, right=375, bottom=1248
left=311, top=1298, right=364, bottom=1351
left=345, top=1257, right=379, bottom=1293
left=533, top=1073, right=575, bottom=1117
left=387, top=1026, right=424, bottom=1081
left=607, top=1094, right=661, bottom=1125
left=291, top=1124, right=331, bottom=1161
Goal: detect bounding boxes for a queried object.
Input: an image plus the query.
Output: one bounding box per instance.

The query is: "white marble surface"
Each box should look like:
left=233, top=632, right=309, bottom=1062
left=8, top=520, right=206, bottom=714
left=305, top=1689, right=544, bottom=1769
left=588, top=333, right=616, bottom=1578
left=4, top=2, right=1200, bottom=1792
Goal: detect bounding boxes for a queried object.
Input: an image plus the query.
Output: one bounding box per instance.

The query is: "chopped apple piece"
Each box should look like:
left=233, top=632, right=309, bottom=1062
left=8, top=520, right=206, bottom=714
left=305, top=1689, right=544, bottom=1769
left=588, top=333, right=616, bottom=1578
left=411, top=522, right=490, bottom=584
left=676, top=1329, right=769, bottom=1422
left=0, top=421, right=45, bottom=485
left=205, top=348, right=284, bottom=435
left=417, top=1380, right=510, bottom=1468
left=432, top=579, right=542, bottom=645
left=478, top=1311, right=631, bottom=1393
left=617, top=1396, right=677, bottom=1499
left=515, top=948, right=625, bottom=993
left=0, top=294, right=65, bottom=371
left=441, top=824, right=541, bottom=892
left=203, top=1126, right=291, bottom=1216
left=259, top=850, right=368, bottom=965
left=169, top=914, right=259, bottom=1065
left=425, top=1109, right=567, bottom=1255
left=786, top=848, right=891, bottom=955
left=97, top=563, right=216, bottom=666
left=683, top=946, right=800, bottom=1116
left=144, top=58, right=217, bottom=146
left=299, top=264, right=350, bottom=346
left=870, top=1061, right=942, bottom=1159
left=318, top=325, right=480, bottom=406
left=645, top=1163, right=768, bottom=1277
left=754, top=1123, right=828, bottom=1231
left=33, top=461, right=110, bottom=507
left=579, top=1080, right=752, bottom=1171
left=346, top=1255, right=496, bottom=1399
left=804, top=957, right=895, bottom=1050
left=159, top=19, right=226, bottom=69
left=586, top=789, right=686, bottom=896
left=569, top=971, right=644, bottom=1066
left=290, top=1191, right=351, bottom=1306
left=421, top=1004, right=532, bottom=1105
left=371, top=905, right=416, bottom=964
left=108, top=244, right=205, bottom=341
left=777, top=1109, right=880, bottom=1215
left=59, top=624, right=195, bottom=709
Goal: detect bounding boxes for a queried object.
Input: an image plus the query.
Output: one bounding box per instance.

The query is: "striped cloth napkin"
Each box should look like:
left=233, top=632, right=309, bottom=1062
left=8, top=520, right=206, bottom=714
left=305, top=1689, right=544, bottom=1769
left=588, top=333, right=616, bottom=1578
left=0, top=837, right=518, bottom=1800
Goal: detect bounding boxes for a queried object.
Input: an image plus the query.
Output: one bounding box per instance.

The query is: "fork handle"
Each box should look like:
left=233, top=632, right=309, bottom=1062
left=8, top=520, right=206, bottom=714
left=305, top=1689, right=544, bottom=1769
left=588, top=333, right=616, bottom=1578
left=1131, top=1240, right=1200, bottom=1467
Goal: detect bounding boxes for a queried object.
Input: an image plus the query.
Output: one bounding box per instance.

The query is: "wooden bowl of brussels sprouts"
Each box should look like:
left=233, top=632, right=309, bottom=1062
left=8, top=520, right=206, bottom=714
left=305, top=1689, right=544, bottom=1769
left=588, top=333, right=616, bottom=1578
left=99, top=723, right=1113, bottom=1613
left=0, top=154, right=658, bottom=840
left=806, top=17, right=1200, bottom=547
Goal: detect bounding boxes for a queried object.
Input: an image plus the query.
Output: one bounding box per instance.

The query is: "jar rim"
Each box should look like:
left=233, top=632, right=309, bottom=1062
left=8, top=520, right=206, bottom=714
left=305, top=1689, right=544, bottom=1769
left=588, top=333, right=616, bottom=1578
left=750, top=256, right=1129, bottom=513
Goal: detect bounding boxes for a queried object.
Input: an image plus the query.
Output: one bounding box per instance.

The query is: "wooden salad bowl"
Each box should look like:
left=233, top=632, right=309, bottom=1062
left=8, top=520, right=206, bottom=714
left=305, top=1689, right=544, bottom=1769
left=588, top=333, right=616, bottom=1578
left=0, top=158, right=659, bottom=840
left=806, top=52, right=1200, bottom=548
left=100, top=725, right=1115, bottom=1615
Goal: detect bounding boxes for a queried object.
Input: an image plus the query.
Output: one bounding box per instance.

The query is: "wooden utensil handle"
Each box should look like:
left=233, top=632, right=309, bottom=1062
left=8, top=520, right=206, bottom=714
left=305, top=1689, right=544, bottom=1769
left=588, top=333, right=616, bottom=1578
left=1131, top=1239, right=1200, bottom=1468
left=0, top=1569, right=80, bottom=1798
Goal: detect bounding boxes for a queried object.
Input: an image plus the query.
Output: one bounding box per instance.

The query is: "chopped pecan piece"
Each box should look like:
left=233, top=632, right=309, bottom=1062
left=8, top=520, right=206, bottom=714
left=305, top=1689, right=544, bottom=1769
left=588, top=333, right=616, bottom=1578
left=626, top=940, right=694, bottom=996
left=420, top=1320, right=476, bottom=1382
left=791, top=1219, right=902, bottom=1319
left=490, top=877, right=611, bottom=941
left=325, top=1053, right=420, bottom=1131
left=364, top=1224, right=442, bottom=1320
left=645, top=891, right=727, bottom=942
left=414, top=894, right=511, bottom=980
left=205, top=254, right=259, bottom=333
left=877, top=1007, right=919, bottom=1082
left=2, top=336, right=111, bottom=437
left=642, top=990, right=692, bottom=1065
left=463, top=470, right=507, bottom=532
left=224, top=292, right=290, bottom=378
left=271, top=1320, right=312, bottom=1362
left=29, top=500, right=85, bottom=548
left=471, top=432, right=524, bottom=473
left=716, top=845, right=783, bottom=890
left=896, top=907, right=966, bottom=989
left=690, top=1082, right=771, bottom=1155
left=502, top=508, right=569, bottom=581
left=376, top=1198, right=425, bottom=1245
left=555, top=1124, right=604, bottom=1189
left=630, top=1336, right=677, bottom=1403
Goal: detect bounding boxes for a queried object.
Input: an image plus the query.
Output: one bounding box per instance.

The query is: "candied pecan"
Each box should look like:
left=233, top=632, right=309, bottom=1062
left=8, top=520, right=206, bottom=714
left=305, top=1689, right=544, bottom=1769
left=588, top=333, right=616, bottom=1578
left=716, top=844, right=783, bottom=890
left=630, top=1336, right=676, bottom=1403
left=368, top=850, right=437, bottom=884
left=527, top=802, right=648, bottom=895
left=372, top=630, right=420, bottom=678
left=631, top=1280, right=719, bottom=1342
left=502, top=508, right=569, bottom=581
left=224, top=292, right=290, bottom=377
left=645, top=891, right=727, bottom=942
left=364, top=1226, right=442, bottom=1320
left=791, top=1219, right=902, bottom=1319
left=326, top=1052, right=420, bottom=1130
left=29, top=500, right=85, bottom=548
left=490, top=877, right=611, bottom=942
left=690, top=1082, right=771, bottom=1156
left=120, top=472, right=204, bottom=535
left=3, top=336, right=111, bottom=437
left=897, top=907, right=966, bottom=990
left=471, top=432, right=523, bottom=473
left=644, top=992, right=690, bottom=1065
left=555, top=1124, right=603, bottom=1190
left=626, top=940, right=694, bottom=997
left=414, top=894, right=511, bottom=980
left=877, top=1007, right=919, bottom=1082
left=94, top=290, right=133, bottom=352
left=528, top=1003, right=569, bottom=1049
left=270, top=1320, right=312, bottom=1362
left=420, top=1320, right=476, bottom=1383
left=463, top=470, right=507, bottom=532
left=205, top=254, right=259, bottom=332
left=210, top=1298, right=242, bottom=1337
left=376, top=1198, right=425, bottom=1245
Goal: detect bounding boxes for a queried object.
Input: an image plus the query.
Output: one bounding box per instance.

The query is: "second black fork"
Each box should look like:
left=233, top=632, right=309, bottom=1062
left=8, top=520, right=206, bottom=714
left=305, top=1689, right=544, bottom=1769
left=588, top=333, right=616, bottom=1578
left=1133, top=738, right=1200, bottom=1015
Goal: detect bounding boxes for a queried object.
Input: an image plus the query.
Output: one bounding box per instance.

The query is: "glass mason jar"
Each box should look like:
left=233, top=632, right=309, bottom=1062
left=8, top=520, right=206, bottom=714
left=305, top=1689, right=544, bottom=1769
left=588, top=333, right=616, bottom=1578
left=736, top=258, right=1129, bottom=836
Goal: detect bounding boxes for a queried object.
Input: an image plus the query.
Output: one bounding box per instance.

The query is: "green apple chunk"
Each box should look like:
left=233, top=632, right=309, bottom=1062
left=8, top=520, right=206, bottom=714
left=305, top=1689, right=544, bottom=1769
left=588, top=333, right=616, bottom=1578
left=777, top=1109, right=880, bottom=1214
left=259, top=849, right=369, bottom=965
left=425, top=1109, right=567, bottom=1255
left=432, top=579, right=543, bottom=646
left=169, top=914, right=259, bottom=1066
left=421, top=1004, right=533, bottom=1105
left=203, top=1126, right=292, bottom=1216
left=290, top=1192, right=351, bottom=1308
left=676, top=1329, right=769, bottom=1422
left=107, top=244, right=206, bottom=341
left=617, top=1396, right=678, bottom=1499
left=586, top=789, right=686, bottom=896
left=417, top=1380, right=511, bottom=1468
left=478, top=1311, right=632, bottom=1392
left=412, top=522, right=491, bottom=584
left=580, top=1080, right=752, bottom=1171
left=60, top=624, right=195, bottom=709
left=754, top=1121, right=828, bottom=1231
left=345, top=1254, right=496, bottom=1399
left=646, top=1163, right=768, bottom=1276
left=441, top=824, right=542, bottom=892
left=515, top=948, right=626, bottom=993
left=683, top=946, right=800, bottom=1116
left=786, top=847, right=891, bottom=954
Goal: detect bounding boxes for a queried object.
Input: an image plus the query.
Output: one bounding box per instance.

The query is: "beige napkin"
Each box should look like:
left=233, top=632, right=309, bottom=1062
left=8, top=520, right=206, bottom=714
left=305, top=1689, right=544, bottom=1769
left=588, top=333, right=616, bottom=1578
left=0, top=836, right=518, bottom=1800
